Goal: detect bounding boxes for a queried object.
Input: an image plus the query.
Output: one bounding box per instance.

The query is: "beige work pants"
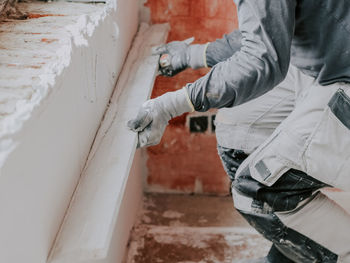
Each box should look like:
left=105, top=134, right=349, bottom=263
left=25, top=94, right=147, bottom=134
left=219, top=65, right=350, bottom=262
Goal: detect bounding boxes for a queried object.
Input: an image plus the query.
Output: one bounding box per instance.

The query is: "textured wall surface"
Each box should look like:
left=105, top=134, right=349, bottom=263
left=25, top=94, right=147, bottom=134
left=0, top=0, right=13, bottom=19
left=0, top=0, right=138, bottom=262
left=0, top=0, right=8, bottom=13
left=145, top=0, right=238, bottom=194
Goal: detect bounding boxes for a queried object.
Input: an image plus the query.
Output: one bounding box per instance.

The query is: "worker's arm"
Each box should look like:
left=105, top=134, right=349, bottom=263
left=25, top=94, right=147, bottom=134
left=128, top=87, right=194, bottom=147
left=206, top=30, right=242, bottom=67
left=154, top=31, right=242, bottom=76
left=187, top=0, right=296, bottom=111
left=129, top=0, right=296, bottom=147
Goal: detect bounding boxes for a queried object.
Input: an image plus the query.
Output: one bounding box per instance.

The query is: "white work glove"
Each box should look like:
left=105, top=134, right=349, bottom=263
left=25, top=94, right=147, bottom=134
left=153, top=37, right=208, bottom=76
left=128, top=87, right=194, bottom=148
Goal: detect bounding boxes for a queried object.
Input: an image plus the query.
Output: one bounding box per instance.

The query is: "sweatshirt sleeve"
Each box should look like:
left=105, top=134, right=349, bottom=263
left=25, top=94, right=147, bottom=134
left=187, top=0, right=296, bottom=111
left=206, top=30, right=242, bottom=67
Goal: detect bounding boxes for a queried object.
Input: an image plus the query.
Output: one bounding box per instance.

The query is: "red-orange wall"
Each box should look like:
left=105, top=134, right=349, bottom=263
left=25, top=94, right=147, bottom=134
left=146, top=0, right=238, bottom=194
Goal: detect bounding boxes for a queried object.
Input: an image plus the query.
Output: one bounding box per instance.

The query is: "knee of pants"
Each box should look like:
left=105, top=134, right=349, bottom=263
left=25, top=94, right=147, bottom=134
left=236, top=208, right=286, bottom=243
left=231, top=181, right=285, bottom=243
left=236, top=205, right=339, bottom=263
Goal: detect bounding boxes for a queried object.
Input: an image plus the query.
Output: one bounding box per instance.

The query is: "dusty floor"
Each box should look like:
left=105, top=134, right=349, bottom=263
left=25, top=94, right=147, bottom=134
left=124, top=193, right=271, bottom=263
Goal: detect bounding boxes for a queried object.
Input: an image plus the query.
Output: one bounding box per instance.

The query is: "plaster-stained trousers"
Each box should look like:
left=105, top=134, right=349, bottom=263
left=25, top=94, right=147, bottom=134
left=216, top=65, right=350, bottom=262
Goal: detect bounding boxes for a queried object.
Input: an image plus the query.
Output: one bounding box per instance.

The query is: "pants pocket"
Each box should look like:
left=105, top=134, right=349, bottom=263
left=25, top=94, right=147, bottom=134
left=304, top=88, right=350, bottom=189
left=248, top=129, right=306, bottom=187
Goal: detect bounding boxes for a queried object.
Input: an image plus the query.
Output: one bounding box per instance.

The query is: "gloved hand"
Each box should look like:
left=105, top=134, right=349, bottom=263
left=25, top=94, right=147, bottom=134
left=128, top=87, right=194, bottom=148
left=153, top=37, right=208, bottom=76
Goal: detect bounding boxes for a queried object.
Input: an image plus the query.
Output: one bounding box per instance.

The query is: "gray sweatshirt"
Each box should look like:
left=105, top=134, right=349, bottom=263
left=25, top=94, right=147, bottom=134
left=187, top=0, right=350, bottom=112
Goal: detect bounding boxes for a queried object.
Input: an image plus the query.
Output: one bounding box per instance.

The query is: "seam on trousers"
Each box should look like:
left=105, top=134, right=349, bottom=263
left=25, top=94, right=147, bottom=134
left=243, top=93, right=295, bottom=150
left=248, top=93, right=295, bottom=128
left=300, top=106, right=328, bottom=160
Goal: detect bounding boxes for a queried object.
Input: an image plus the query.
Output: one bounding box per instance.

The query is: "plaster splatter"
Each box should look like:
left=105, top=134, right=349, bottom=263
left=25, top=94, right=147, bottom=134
left=162, top=210, right=184, bottom=219
left=0, top=0, right=109, bottom=170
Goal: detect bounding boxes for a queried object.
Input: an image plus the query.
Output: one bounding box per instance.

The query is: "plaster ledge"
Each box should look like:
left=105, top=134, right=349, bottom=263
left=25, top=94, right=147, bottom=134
left=48, top=23, right=169, bottom=263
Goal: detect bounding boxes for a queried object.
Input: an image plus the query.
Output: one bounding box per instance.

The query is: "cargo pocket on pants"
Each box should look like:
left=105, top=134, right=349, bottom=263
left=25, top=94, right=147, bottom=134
left=248, top=129, right=306, bottom=187
left=304, top=88, right=350, bottom=189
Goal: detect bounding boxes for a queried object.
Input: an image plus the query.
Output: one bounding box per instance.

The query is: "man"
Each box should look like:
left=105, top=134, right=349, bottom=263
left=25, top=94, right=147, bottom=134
left=128, top=0, right=350, bottom=262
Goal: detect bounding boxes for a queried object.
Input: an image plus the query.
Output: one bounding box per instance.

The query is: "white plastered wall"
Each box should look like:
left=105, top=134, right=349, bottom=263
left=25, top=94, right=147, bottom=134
left=85, top=149, right=145, bottom=263
left=0, top=0, right=138, bottom=262
left=48, top=23, right=168, bottom=263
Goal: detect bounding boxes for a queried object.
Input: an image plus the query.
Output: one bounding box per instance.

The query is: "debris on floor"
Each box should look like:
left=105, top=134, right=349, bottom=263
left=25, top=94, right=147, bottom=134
left=125, top=193, right=271, bottom=263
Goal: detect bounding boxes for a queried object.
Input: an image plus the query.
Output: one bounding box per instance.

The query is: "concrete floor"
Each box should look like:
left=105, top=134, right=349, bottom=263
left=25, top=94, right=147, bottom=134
left=124, top=193, right=271, bottom=263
